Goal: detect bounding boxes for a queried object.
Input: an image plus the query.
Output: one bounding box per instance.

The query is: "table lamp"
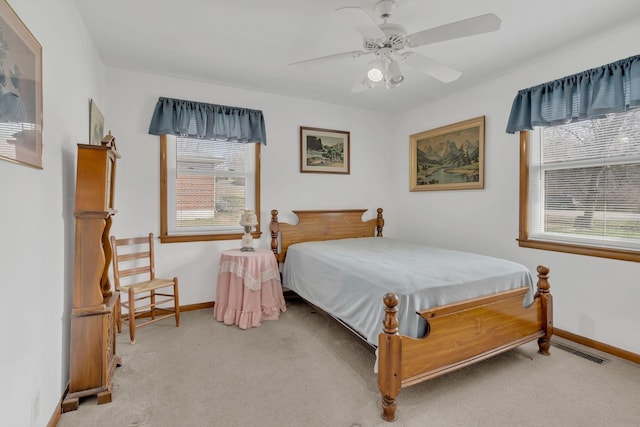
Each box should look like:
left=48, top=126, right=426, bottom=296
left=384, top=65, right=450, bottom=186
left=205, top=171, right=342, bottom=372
left=239, top=210, right=258, bottom=252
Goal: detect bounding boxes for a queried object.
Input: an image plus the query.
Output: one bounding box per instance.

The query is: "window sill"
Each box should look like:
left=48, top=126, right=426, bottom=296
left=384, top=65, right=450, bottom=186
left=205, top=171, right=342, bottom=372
left=517, top=238, right=640, bottom=262
left=160, top=231, right=262, bottom=244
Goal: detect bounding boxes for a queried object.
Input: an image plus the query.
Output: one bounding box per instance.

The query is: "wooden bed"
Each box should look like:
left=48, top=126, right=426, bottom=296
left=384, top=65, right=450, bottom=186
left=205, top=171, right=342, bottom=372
left=270, top=208, right=552, bottom=422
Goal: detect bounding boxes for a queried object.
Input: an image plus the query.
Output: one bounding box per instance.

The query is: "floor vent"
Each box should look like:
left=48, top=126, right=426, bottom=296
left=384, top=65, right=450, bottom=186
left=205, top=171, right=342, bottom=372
left=552, top=341, right=609, bottom=365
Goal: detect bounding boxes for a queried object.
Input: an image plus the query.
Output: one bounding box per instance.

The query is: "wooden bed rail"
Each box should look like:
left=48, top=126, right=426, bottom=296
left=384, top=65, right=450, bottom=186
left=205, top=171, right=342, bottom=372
left=378, top=265, right=553, bottom=422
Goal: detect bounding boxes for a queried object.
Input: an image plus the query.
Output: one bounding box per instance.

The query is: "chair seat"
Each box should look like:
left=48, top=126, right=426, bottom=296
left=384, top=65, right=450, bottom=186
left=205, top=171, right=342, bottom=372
left=121, top=278, right=176, bottom=294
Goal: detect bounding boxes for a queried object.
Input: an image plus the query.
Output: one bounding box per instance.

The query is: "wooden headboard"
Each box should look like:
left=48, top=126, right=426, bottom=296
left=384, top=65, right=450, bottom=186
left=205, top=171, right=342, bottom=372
left=270, top=208, right=385, bottom=263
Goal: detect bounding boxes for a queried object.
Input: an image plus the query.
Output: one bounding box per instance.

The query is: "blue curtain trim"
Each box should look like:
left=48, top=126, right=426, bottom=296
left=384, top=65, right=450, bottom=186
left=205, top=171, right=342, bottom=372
left=148, top=97, right=267, bottom=144
left=506, top=54, right=640, bottom=134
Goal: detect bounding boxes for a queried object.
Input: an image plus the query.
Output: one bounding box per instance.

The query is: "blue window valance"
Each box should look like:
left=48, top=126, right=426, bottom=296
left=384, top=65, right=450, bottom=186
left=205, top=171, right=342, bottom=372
left=506, top=54, right=640, bottom=134
left=148, top=97, right=267, bottom=144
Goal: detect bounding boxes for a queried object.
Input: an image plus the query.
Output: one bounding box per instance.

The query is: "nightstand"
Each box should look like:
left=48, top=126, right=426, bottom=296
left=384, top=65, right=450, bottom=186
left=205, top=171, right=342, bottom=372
left=214, top=248, right=286, bottom=329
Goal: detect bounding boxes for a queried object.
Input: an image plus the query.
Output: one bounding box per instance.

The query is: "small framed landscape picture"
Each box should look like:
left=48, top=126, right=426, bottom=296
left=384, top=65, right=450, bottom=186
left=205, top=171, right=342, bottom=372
left=300, top=126, right=350, bottom=174
left=89, top=99, right=104, bottom=145
left=410, top=116, right=485, bottom=191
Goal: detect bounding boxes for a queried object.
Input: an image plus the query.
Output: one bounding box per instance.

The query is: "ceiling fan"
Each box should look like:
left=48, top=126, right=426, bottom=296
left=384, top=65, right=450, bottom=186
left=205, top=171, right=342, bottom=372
left=289, top=0, right=501, bottom=92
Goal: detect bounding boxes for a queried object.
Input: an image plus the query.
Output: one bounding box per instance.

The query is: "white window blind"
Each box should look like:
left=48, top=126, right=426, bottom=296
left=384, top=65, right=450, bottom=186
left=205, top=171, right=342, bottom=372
left=529, top=109, right=640, bottom=251
left=166, top=135, right=256, bottom=235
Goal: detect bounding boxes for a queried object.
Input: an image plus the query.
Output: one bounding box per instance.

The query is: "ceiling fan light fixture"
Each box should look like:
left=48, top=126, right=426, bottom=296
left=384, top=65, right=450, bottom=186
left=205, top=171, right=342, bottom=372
left=387, top=59, right=404, bottom=86
left=367, top=68, right=384, bottom=82
left=367, top=58, right=385, bottom=82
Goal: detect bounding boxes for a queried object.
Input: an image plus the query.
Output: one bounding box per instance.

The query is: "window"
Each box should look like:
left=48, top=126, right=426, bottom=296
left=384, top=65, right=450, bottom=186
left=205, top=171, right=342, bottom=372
left=160, top=135, right=261, bottom=243
left=519, top=109, right=640, bottom=261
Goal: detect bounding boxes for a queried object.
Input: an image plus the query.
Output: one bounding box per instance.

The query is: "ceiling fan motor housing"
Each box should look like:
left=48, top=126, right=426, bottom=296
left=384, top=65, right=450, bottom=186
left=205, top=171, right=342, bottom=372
left=363, top=22, right=407, bottom=51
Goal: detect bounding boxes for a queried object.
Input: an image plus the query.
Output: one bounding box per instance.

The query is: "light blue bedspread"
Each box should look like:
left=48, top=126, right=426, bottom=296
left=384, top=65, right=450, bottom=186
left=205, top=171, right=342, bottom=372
left=282, top=237, right=534, bottom=346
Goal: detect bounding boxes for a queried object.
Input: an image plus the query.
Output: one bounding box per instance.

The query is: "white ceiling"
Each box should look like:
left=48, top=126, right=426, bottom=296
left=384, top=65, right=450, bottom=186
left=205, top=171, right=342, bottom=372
left=74, top=0, right=640, bottom=113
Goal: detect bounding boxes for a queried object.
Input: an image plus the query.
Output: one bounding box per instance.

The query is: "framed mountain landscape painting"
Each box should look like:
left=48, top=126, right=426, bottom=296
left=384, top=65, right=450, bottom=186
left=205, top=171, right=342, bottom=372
left=410, top=116, right=485, bottom=191
left=300, top=126, right=350, bottom=174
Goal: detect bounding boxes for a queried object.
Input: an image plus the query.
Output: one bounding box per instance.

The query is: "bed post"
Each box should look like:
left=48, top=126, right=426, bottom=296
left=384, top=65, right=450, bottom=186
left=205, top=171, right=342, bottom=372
left=270, top=210, right=279, bottom=258
left=378, top=293, right=402, bottom=422
left=535, top=265, right=553, bottom=355
left=376, top=208, right=384, bottom=237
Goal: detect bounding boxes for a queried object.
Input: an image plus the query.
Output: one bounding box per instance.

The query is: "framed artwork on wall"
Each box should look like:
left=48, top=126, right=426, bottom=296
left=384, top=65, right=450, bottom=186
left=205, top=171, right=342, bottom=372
left=300, top=126, right=350, bottom=174
left=89, top=99, right=104, bottom=145
left=0, top=0, right=43, bottom=169
left=409, top=116, right=485, bottom=191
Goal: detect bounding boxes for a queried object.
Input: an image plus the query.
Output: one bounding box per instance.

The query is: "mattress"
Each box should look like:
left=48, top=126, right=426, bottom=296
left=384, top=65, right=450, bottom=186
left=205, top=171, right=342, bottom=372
left=282, top=237, right=534, bottom=346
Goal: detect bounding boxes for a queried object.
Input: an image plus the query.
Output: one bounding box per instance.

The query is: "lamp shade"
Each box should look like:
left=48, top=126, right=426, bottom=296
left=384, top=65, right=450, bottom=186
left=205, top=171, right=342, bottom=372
left=367, top=58, right=385, bottom=82
left=239, top=210, right=258, bottom=226
left=387, top=60, right=404, bottom=86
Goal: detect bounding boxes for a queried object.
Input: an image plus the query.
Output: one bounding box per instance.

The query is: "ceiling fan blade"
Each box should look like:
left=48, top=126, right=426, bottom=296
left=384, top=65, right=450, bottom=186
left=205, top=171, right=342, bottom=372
left=351, top=73, right=373, bottom=93
left=406, top=13, right=501, bottom=47
left=289, top=50, right=371, bottom=66
left=335, top=6, right=386, bottom=39
left=402, top=52, right=462, bottom=83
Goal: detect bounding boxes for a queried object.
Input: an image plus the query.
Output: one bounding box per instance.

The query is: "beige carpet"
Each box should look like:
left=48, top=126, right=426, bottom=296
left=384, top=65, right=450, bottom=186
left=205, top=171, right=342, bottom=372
left=58, top=300, right=640, bottom=427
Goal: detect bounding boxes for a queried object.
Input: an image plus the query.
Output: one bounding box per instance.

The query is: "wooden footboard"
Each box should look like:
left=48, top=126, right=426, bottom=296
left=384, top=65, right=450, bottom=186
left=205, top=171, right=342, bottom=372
left=378, top=265, right=553, bottom=421
left=269, top=208, right=553, bottom=422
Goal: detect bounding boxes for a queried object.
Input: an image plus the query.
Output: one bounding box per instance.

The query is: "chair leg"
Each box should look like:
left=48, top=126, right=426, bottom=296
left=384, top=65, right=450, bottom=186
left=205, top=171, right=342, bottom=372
left=128, top=287, right=136, bottom=344
left=150, top=289, right=156, bottom=320
left=174, top=277, right=180, bottom=327
left=116, top=296, right=122, bottom=334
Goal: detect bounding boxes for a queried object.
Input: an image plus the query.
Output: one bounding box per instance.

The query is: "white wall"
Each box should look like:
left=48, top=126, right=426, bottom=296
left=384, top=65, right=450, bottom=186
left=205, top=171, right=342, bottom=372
left=105, top=68, right=395, bottom=306
left=391, top=20, right=640, bottom=354
left=0, top=0, right=106, bottom=425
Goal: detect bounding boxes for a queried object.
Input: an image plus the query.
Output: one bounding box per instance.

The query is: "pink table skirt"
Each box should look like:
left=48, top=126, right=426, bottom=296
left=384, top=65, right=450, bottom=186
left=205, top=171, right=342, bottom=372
left=214, top=249, right=287, bottom=329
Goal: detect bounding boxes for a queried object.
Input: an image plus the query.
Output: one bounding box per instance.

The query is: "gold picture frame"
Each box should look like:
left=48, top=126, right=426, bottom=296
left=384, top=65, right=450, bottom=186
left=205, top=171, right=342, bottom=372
left=300, top=126, right=350, bottom=174
left=410, top=116, right=485, bottom=191
left=0, top=0, right=43, bottom=169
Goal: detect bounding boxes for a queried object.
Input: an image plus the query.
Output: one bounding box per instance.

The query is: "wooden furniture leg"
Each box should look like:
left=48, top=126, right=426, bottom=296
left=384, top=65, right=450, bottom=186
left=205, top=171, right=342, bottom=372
left=116, top=299, right=122, bottom=334
left=96, top=389, right=112, bottom=405
left=128, top=287, right=136, bottom=344
left=173, top=278, right=181, bottom=327
left=378, top=293, right=402, bottom=422
left=61, top=397, right=79, bottom=413
left=535, top=265, right=553, bottom=355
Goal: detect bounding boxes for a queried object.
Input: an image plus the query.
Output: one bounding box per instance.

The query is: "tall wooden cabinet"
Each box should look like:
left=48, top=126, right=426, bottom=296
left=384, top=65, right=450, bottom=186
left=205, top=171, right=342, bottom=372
left=63, top=143, right=122, bottom=412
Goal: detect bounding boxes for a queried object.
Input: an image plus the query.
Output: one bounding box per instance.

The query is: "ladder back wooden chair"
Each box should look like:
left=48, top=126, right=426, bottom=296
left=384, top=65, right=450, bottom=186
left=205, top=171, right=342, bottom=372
left=110, top=233, right=180, bottom=343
